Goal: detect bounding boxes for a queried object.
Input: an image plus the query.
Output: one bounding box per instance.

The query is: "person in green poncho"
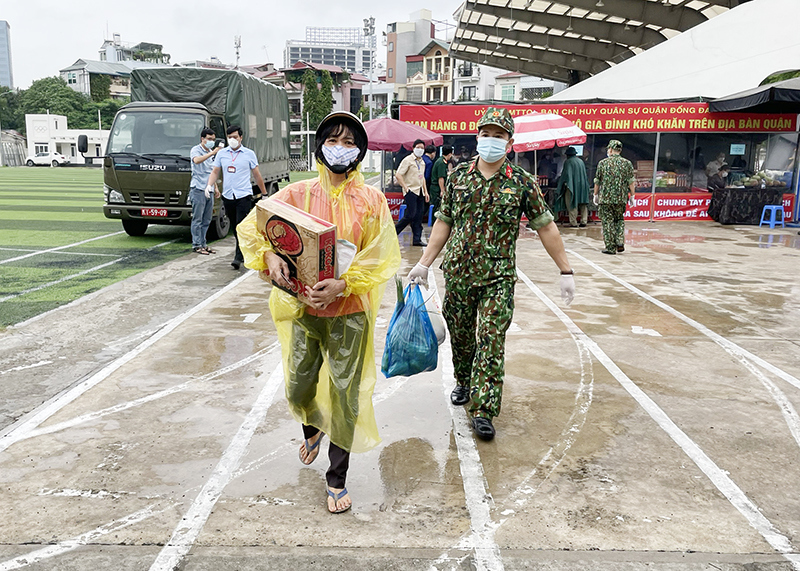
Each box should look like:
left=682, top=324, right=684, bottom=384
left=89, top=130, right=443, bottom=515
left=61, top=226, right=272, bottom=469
left=555, top=146, right=591, bottom=227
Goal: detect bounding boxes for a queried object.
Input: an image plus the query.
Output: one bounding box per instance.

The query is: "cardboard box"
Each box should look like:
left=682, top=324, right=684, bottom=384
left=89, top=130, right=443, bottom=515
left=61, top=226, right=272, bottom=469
left=256, top=198, right=337, bottom=300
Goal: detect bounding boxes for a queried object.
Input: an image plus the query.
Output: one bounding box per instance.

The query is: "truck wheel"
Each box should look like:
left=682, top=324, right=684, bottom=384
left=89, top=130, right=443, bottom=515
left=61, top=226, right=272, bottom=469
left=122, top=219, right=148, bottom=236
left=207, top=210, right=230, bottom=240
left=269, top=181, right=280, bottom=195
left=26, top=160, right=34, bottom=166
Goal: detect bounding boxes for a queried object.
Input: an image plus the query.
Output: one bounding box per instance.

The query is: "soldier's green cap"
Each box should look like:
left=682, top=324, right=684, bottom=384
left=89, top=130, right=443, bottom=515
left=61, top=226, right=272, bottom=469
left=477, top=107, right=514, bottom=137
left=607, top=139, right=623, bottom=150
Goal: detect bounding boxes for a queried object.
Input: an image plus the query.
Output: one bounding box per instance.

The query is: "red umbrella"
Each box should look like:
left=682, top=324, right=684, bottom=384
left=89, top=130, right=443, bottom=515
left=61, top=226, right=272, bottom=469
left=364, top=117, right=443, bottom=151
left=512, top=112, right=586, bottom=152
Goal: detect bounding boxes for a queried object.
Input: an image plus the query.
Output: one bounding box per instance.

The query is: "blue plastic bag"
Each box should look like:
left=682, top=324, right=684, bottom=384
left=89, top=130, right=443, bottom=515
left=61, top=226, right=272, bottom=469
left=381, top=278, right=438, bottom=378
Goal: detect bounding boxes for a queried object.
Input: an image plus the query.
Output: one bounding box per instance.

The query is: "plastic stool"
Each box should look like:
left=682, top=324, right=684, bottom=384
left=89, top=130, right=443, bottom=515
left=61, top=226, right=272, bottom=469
left=759, top=205, right=785, bottom=228
left=428, top=205, right=435, bottom=226
left=398, top=204, right=406, bottom=220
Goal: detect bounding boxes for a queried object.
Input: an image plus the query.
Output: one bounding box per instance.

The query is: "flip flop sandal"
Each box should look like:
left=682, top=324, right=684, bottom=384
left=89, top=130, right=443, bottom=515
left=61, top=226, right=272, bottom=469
left=205, top=247, right=217, bottom=254
left=299, top=433, right=324, bottom=465
left=326, top=487, right=351, bottom=514
left=193, top=247, right=210, bottom=255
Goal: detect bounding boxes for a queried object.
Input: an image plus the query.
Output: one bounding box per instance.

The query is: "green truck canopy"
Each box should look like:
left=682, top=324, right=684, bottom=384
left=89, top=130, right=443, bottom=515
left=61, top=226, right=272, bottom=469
left=130, top=67, right=290, bottom=165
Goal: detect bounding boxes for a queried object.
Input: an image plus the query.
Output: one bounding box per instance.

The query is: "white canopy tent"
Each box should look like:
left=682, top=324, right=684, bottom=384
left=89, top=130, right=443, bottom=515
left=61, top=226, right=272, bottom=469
left=549, top=0, right=800, bottom=101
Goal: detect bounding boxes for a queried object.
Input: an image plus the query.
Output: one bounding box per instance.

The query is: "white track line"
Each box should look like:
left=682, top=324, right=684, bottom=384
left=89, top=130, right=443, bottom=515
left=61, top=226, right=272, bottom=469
left=0, top=271, right=255, bottom=455
left=0, top=258, right=125, bottom=303
left=0, top=232, right=125, bottom=264
left=0, top=503, right=173, bottom=571
left=0, top=361, right=53, bottom=376
left=569, top=250, right=800, bottom=392
left=569, top=251, right=800, bottom=449
left=0, top=239, right=180, bottom=303
left=148, top=365, right=285, bottom=570
left=516, top=268, right=800, bottom=570
left=504, top=312, right=594, bottom=508
left=0, top=247, right=119, bottom=258
left=20, top=342, right=281, bottom=443
left=433, top=343, right=504, bottom=571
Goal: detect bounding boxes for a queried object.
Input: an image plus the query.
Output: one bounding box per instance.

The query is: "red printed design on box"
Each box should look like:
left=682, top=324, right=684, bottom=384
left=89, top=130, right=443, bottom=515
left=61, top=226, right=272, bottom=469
left=256, top=198, right=337, bottom=301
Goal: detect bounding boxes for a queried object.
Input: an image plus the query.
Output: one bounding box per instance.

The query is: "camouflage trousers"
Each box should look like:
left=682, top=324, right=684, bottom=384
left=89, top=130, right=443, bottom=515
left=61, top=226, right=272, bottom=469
left=442, top=277, right=515, bottom=419
left=598, top=203, right=627, bottom=251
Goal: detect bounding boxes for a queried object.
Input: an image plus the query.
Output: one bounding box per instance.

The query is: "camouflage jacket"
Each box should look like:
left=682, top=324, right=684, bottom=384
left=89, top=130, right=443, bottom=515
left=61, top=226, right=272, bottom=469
left=594, top=155, right=635, bottom=204
left=436, top=159, right=554, bottom=285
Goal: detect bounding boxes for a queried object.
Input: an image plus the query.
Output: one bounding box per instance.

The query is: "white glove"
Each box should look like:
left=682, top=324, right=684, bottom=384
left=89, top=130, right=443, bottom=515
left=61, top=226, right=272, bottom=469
left=204, top=185, right=213, bottom=199
left=627, top=196, right=635, bottom=208
left=407, top=262, right=430, bottom=287
left=592, top=193, right=599, bottom=206
left=560, top=274, right=575, bottom=306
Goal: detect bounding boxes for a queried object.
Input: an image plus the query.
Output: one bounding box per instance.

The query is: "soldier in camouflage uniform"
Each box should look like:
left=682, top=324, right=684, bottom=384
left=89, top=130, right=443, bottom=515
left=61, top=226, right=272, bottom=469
left=593, top=140, right=635, bottom=254
left=407, top=107, right=576, bottom=441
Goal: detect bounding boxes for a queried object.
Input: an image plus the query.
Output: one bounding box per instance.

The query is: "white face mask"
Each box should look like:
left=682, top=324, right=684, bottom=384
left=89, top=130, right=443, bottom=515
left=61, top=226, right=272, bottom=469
left=204, top=139, right=215, bottom=150
left=413, top=147, right=424, bottom=158
left=227, top=138, right=241, bottom=150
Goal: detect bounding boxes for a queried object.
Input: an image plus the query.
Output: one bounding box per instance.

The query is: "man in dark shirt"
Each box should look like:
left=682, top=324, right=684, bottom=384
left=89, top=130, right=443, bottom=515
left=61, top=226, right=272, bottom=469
left=429, top=145, right=453, bottom=215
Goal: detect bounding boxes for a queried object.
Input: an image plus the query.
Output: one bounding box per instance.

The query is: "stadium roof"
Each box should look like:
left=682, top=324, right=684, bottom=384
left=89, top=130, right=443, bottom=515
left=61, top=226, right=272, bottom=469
left=548, top=0, right=800, bottom=101
left=450, top=0, right=751, bottom=85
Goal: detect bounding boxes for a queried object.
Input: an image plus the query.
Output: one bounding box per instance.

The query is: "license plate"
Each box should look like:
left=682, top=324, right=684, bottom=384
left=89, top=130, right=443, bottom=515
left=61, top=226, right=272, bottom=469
left=141, top=208, right=168, bottom=217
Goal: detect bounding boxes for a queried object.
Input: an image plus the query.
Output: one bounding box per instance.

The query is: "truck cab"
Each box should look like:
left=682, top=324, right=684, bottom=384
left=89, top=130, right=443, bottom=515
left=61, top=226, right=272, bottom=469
left=97, top=101, right=230, bottom=237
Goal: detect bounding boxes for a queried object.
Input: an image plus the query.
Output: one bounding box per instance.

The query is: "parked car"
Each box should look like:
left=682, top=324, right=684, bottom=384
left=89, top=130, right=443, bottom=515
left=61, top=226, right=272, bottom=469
left=25, top=152, right=70, bottom=167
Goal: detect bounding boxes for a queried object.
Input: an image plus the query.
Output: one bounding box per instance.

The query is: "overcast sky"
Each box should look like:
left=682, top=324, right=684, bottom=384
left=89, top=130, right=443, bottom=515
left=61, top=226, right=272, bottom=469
left=4, top=1, right=459, bottom=89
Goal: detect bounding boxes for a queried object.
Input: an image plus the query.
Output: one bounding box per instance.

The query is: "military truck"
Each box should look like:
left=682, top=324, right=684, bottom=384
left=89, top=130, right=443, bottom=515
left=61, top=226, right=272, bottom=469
left=80, top=67, right=290, bottom=237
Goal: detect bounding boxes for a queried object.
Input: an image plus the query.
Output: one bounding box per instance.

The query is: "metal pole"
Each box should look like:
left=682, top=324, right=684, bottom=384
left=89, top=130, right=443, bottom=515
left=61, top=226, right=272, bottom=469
left=306, top=112, right=311, bottom=171
left=0, top=116, right=4, bottom=168
left=791, top=135, right=800, bottom=222
left=381, top=150, right=385, bottom=191
left=98, top=109, right=102, bottom=130
left=649, top=132, right=661, bottom=223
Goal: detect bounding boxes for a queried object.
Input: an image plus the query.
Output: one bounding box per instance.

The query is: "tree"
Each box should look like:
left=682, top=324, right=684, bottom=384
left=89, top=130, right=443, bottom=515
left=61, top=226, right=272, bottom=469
left=89, top=74, right=112, bottom=102
left=762, top=70, right=800, bottom=85
left=18, top=76, right=127, bottom=132
left=0, top=86, right=23, bottom=132
left=20, top=77, right=93, bottom=130
left=318, top=70, right=334, bottom=120
left=301, top=69, right=319, bottom=132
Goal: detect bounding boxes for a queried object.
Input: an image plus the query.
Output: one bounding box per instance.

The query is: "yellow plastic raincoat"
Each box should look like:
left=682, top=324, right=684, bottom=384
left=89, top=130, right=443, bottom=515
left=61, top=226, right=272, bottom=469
left=237, top=165, right=401, bottom=453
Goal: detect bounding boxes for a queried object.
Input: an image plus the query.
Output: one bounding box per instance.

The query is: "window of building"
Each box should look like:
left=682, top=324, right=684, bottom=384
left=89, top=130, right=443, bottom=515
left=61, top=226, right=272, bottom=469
left=407, top=86, right=423, bottom=102
left=501, top=84, right=516, bottom=101
left=407, top=60, right=423, bottom=78
left=462, top=86, right=477, bottom=100
left=34, top=144, right=48, bottom=154
left=67, top=72, right=77, bottom=85
left=388, top=68, right=393, bottom=78
left=388, top=42, right=394, bottom=52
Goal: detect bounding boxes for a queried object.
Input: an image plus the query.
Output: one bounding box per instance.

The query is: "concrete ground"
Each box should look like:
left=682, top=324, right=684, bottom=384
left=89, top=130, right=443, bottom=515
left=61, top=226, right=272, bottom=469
left=0, top=219, right=799, bottom=571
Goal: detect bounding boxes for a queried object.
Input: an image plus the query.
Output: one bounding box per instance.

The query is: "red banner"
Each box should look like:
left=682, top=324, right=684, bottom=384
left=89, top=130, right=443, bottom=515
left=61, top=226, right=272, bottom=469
left=399, top=103, right=798, bottom=134
left=623, top=193, right=713, bottom=221
left=387, top=191, right=404, bottom=220
left=783, top=194, right=795, bottom=221
left=389, top=190, right=795, bottom=222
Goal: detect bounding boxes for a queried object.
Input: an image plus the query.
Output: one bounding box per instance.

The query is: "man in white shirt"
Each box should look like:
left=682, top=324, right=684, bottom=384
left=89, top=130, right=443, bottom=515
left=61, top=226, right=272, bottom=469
left=206, top=125, right=268, bottom=269
left=394, top=139, right=430, bottom=246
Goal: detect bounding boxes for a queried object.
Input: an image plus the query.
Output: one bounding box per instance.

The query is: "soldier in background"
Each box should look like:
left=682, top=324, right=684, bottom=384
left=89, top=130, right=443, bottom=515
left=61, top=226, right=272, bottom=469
left=407, top=107, right=576, bottom=442
left=594, top=140, right=635, bottom=254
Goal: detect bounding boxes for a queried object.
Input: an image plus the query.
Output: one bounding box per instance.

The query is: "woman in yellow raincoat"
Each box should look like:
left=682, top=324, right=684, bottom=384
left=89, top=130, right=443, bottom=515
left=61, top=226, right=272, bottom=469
left=237, top=111, right=401, bottom=514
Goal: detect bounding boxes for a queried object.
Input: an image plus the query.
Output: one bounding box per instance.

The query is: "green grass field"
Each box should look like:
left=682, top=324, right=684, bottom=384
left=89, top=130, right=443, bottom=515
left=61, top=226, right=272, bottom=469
left=0, top=167, right=330, bottom=329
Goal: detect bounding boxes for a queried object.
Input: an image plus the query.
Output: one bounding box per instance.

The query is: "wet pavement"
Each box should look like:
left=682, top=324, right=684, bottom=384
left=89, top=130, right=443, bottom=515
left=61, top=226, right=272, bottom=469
left=0, top=220, right=799, bottom=570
